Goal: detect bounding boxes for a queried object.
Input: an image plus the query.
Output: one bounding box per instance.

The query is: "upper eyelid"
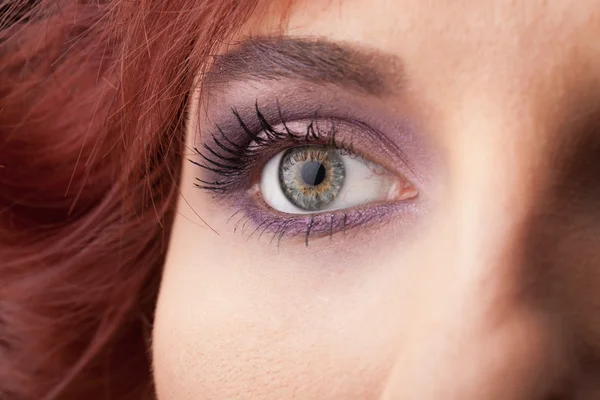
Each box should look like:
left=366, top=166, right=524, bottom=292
left=197, top=79, right=426, bottom=178
left=193, top=112, right=418, bottom=199
left=194, top=81, right=435, bottom=189
left=203, top=100, right=406, bottom=164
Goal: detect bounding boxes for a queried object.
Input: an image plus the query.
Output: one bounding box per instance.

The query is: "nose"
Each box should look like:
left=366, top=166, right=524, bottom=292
left=380, top=287, right=569, bottom=399
left=380, top=136, right=573, bottom=399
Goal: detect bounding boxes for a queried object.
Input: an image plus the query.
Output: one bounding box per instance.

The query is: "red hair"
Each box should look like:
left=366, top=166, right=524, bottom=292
left=0, top=1, right=261, bottom=398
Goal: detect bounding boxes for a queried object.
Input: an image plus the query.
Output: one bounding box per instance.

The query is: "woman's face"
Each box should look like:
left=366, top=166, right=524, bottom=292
left=154, top=1, right=600, bottom=398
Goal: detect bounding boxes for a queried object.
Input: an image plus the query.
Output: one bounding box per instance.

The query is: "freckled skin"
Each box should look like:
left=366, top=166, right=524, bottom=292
left=155, top=1, right=600, bottom=399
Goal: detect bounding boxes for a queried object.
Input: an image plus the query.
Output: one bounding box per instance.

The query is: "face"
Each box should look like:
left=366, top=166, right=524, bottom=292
left=154, top=1, right=600, bottom=398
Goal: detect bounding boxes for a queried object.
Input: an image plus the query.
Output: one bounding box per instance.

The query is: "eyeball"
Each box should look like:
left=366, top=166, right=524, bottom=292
left=259, top=145, right=417, bottom=214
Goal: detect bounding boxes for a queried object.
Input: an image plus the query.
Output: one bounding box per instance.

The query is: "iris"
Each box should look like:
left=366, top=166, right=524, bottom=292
left=278, top=146, right=346, bottom=211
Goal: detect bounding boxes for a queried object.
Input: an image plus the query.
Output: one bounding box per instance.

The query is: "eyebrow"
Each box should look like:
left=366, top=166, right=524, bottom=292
left=205, top=36, right=404, bottom=96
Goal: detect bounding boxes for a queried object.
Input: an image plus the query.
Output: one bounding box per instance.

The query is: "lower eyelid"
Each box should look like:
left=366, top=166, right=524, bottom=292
left=228, top=190, right=419, bottom=246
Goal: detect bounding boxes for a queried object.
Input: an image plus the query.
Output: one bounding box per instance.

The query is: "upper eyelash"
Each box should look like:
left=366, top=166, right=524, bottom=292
left=190, top=101, right=355, bottom=193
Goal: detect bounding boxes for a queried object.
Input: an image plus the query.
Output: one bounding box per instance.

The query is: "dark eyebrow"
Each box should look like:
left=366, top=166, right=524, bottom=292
left=205, top=36, right=403, bottom=96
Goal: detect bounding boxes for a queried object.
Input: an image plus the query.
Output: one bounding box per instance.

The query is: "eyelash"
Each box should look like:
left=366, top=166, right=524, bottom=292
left=191, top=101, right=355, bottom=194
left=191, top=101, right=403, bottom=246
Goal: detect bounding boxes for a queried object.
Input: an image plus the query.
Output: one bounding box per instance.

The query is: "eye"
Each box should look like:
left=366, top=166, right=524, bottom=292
left=193, top=103, right=424, bottom=244
left=260, top=145, right=418, bottom=214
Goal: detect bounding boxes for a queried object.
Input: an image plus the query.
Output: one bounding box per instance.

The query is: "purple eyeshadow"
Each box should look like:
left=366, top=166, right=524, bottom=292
left=192, top=82, right=435, bottom=246
left=227, top=189, right=421, bottom=246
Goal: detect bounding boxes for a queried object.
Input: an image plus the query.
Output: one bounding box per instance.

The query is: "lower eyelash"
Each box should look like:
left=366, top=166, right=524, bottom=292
left=229, top=209, right=349, bottom=247
left=226, top=199, right=404, bottom=247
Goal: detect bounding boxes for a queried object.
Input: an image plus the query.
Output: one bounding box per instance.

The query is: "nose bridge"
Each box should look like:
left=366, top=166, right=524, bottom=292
left=434, top=91, right=545, bottom=311
left=381, top=104, right=570, bottom=399
left=450, top=125, right=540, bottom=315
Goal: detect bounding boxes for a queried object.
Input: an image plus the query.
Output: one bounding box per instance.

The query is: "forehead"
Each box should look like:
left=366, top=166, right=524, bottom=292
left=276, top=0, right=600, bottom=42
left=254, top=1, right=600, bottom=89
left=273, top=0, right=600, bottom=78
left=247, top=0, right=600, bottom=144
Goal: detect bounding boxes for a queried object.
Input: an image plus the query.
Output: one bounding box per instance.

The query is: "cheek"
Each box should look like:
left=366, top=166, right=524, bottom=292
left=152, top=218, right=420, bottom=399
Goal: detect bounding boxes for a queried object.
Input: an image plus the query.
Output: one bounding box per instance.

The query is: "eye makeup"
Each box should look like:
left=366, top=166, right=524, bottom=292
left=190, top=82, right=432, bottom=246
left=227, top=193, right=418, bottom=248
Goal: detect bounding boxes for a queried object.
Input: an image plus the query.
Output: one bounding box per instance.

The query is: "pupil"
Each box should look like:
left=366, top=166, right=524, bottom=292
left=301, top=161, right=327, bottom=186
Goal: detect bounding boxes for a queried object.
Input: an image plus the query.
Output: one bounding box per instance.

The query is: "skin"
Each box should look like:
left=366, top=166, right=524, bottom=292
left=154, top=0, right=600, bottom=398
